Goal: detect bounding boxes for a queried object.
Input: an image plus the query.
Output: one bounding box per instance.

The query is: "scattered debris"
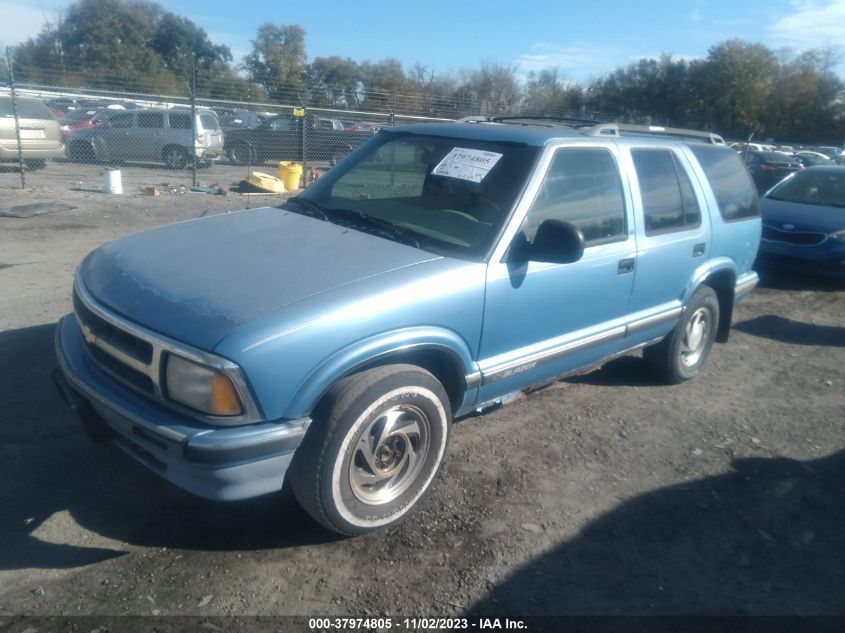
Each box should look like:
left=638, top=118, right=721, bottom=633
left=143, top=186, right=160, bottom=197
left=197, top=595, right=213, bottom=608
left=247, top=172, right=285, bottom=194
left=520, top=523, right=543, bottom=534
left=691, top=448, right=704, bottom=456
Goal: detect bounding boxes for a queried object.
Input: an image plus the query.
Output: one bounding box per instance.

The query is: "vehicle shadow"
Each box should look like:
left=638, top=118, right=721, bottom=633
left=0, top=323, right=339, bottom=572
left=565, top=355, right=665, bottom=388
left=733, top=315, right=845, bottom=347
left=469, top=449, right=845, bottom=616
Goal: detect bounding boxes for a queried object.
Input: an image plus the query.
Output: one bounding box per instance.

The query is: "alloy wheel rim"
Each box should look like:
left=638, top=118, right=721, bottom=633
left=680, top=307, right=710, bottom=367
left=348, top=404, right=431, bottom=505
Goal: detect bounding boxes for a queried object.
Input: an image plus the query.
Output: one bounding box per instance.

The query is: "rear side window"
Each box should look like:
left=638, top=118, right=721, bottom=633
left=524, top=148, right=627, bottom=244
left=0, top=97, right=54, bottom=120
left=689, top=145, right=760, bottom=221
left=632, top=149, right=701, bottom=234
left=199, top=113, right=219, bottom=130
left=108, top=112, right=134, bottom=128
left=137, top=112, right=164, bottom=129
left=168, top=112, right=191, bottom=129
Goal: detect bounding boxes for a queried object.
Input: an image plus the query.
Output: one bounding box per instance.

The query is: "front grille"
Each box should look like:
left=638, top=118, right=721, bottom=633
left=89, top=344, right=155, bottom=394
left=73, top=287, right=157, bottom=395
left=73, top=290, right=153, bottom=363
left=762, top=225, right=826, bottom=246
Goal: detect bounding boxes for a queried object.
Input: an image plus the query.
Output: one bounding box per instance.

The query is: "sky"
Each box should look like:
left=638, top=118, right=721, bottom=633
left=4, top=0, right=845, bottom=81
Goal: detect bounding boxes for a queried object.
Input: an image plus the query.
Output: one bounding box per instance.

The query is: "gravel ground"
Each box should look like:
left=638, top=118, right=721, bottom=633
left=0, top=176, right=842, bottom=620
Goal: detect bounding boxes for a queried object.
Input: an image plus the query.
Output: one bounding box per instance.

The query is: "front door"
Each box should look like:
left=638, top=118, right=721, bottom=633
left=477, top=144, right=637, bottom=402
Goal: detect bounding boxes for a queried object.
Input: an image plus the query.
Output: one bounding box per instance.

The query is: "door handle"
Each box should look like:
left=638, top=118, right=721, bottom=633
left=693, top=242, right=706, bottom=257
left=618, top=257, right=635, bottom=275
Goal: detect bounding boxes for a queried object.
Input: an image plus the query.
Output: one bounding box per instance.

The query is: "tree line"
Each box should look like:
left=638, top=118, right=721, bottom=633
left=5, top=0, right=844, bottom=143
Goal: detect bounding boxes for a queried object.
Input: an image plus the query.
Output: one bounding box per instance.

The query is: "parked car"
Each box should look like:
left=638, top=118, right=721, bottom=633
left=224, top=113, right=378, bottom=165
left=213, top=107, right=261, bottom=131
left=58, top=108, right=104, bottom=142
left=743, top=150, right=803, bottom=192
left=54, top=121, right=760, bottom=535
left=794, top=151, right=832, bottom=168
left=810, top=146, right=843, bottom=161
left=0, top=95, right=64, bottom=169
left=757, top=166, right=845, bottom=277
left=65, top=108, right=223, bottom=168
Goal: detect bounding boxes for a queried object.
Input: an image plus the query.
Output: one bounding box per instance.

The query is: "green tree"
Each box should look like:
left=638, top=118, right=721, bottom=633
left=690, top=39, right=777, bottom=137
left=242, top=23, right=307, bottom=99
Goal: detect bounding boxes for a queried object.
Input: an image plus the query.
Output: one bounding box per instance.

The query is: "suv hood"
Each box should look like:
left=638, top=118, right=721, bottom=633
left=79, top=207, right=440, bottom=350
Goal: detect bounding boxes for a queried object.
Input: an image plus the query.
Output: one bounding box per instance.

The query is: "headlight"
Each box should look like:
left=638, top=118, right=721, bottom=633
left=164, top=354, right=244, bottom=416
left=831, top=229, right=845, bottom=240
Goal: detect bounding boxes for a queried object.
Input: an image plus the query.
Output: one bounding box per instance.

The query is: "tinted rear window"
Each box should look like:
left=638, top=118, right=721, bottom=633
left=137, top=112, right=164, bottom=129
left=199, top=113, right=219, bottom=130
left=168, top=112, right=192, bottom=129
left=0, top=97, right=54, bottom=120
left=689, top=145, right=760, bottom=221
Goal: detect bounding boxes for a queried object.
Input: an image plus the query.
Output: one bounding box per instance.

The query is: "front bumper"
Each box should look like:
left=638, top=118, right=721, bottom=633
left=758, top=238, right=845, bottom=279
left=54, top=315, right=310, bottom=501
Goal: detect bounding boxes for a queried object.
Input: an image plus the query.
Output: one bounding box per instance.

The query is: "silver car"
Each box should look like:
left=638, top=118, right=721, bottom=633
left=66, top=108, right=224, bottom=169
left=0, top=95, right=64, bottom=169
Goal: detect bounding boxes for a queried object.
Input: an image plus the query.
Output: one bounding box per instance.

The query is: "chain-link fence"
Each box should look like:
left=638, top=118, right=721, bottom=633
left=1, top=50, right=624, bottom=195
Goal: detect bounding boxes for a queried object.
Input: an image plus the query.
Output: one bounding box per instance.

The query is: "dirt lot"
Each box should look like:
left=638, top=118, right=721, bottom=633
left=0, top=174, right=843, bottom=621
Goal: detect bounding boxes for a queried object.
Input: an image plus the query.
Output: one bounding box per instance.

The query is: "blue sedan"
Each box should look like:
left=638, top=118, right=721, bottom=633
left=758, top=166, right=845, bottom=278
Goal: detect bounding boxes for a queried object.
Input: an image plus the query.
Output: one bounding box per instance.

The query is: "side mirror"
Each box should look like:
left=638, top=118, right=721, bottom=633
left=512, top=219, right=585, bottom=264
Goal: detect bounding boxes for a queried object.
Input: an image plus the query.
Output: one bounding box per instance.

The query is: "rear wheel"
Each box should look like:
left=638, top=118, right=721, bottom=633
left=227, top=142, right=255, bottom=165
left=68, top=141, right=97, bottom=163
left=163, top=146, right=189, bottom=170
left=289, top=364, right=451, bottom=536
left=645, top=285, right=720, bottom=383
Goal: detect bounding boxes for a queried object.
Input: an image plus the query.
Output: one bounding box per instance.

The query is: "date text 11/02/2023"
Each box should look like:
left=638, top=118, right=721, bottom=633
left=307, top=617, right=527, bottom=630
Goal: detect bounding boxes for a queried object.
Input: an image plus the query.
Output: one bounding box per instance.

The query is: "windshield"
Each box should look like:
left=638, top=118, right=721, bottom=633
left=766, top=170, right=845, bottom=208
left=296, top=132, right=539, bottom=259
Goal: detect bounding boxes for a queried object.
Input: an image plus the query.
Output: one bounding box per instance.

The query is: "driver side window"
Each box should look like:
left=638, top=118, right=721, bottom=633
left=523, top=148, right=627, bottom=244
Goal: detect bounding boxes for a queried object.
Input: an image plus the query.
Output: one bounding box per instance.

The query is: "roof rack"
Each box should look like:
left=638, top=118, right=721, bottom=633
left=584, top=123, right=725, bottom=145
left=490, top=115, right=604, bottom=127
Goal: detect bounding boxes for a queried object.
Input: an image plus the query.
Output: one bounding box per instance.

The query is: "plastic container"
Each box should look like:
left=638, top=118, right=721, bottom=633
left=248, top=171, right=285, bottom=193
left=278, top=162, right=303, bottom=190
left=102, top=167, right=123, bottom=194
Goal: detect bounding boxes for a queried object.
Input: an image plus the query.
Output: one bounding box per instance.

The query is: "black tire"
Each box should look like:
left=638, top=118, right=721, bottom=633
left=645, top=285, right=720, bottom=384
left=24, top=159, right=46, bottom=170
left=163, top=145, right=189, bottom=170
left=289, top=364, right=452, bottom=536
left=227, top=142, right=255, bottom=165
left=68, top=141, right=97, bottom=163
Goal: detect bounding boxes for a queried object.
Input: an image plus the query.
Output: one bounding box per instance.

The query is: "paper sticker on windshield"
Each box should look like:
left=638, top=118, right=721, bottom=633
left=432, top=148, right=503, bottom=183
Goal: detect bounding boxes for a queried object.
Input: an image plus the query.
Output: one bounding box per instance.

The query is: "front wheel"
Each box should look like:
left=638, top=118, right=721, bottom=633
left=289, top=364, right=451, bottom=536
left=645, top=285, right=720, bottom=384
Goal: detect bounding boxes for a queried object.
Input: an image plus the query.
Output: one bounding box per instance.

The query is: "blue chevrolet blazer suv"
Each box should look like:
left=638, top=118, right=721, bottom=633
left=54, top=119, right=761, bottom=535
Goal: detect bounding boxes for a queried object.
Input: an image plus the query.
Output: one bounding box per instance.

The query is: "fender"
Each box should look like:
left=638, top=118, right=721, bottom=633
left=283, top=325, right=478, bottom=419
left=683, top=256, right=736, bottom=304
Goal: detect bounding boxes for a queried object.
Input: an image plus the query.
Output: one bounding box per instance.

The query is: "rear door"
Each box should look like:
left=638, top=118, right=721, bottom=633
left=622, top=145, right=712, bottom=343
left=134, top=111, right=166, bottom=161
left=96, top=111, right=135, bottom=160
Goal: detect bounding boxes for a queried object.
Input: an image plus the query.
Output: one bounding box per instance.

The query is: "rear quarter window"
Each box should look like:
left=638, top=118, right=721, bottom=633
left=689, top=145, right=760, bottom=221
left=0, top=97, right=54, bottom=120
left=168, top=112, right=192, bottom=129
left=199, top=113, right=219, bottom=130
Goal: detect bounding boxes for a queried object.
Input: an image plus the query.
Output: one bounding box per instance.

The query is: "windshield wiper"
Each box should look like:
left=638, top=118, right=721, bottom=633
left=325, top=208, right=423, bottom=248
left=283, top=196, right=330, bottom=222
left=283, top=198, right=422, bottom=248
